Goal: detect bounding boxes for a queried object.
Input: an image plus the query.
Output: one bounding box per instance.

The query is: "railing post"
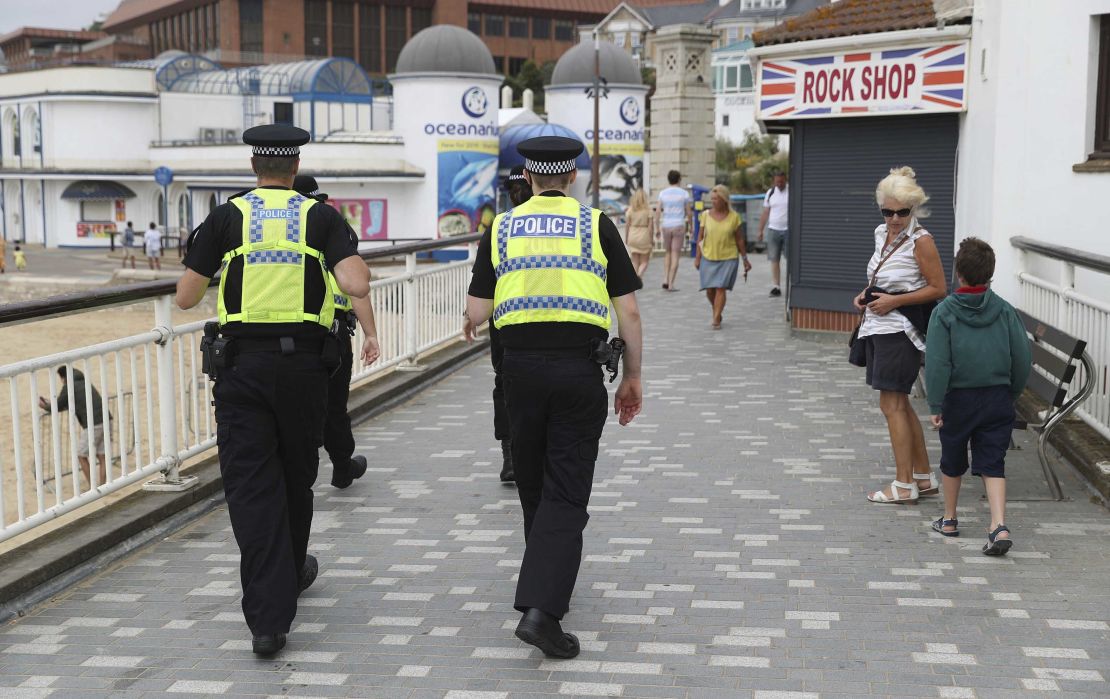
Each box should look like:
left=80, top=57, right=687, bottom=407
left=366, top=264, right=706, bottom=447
left=1059, top=261, right=1075, bottom=330
left=398, top=252, right=424, bottom=372
left=144, top=295, right=198, bottom=492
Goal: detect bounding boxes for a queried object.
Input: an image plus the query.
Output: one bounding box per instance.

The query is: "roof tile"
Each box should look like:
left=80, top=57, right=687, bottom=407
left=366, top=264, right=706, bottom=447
left=753, top=0, right=937, bottom=46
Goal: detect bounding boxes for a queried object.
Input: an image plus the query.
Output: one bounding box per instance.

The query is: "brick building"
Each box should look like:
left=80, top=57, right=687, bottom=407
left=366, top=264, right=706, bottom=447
left=99, top=0, right=701, bottom=76
left=0, top=28, right=118, bottom=72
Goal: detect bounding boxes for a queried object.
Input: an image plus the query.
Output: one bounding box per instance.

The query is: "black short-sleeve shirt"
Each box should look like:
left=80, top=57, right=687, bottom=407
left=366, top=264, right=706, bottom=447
left=184, top=186, right=360, bottom=338
left=467, top=191, right=643, bottom=349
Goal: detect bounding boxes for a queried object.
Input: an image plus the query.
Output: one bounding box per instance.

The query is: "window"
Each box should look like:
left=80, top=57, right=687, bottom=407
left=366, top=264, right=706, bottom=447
left=210, top=2, right=219, bottom=49
left=178, top=194, right=190, bottom=231
left=384, top=5, right=406, bottom=72
left=485, top=14, right=504, bottom=36
left=360, top=2, right=381, bottom=73
left=614, top=32, right=625, bottom=47
left=631, top=32, right=641, bottom=48
left=712, top=65, right=722, bottom=92
left=274, top=102, right=293, bottom=124
left=332, top=1, right=355, bottom=59
left=305, top=0, right=327, bottom=56
left=157, top=193, right=165, bottom=227
left=1093, top=15, right=1110, bottom=159
left=80, top=200, right=112, bottom=221
left=722, top=114, right=730, bottom=127
left=468, top=12, right=481, bottom=34
left=238, top=0, right=263, bottom=56
left=554, top=20, right=574, bottom=41
left=508, top=57, right=526, bottom=75
left=532, top=17, right=550, bottom=39
left=412, top=6, right=432, bottom=34
left=725, top=65, right=738, bottom=90
left=738, top=64, right=754, bottom=91
left=727, top=27, right=739, bottom=43
left=509, top=16, right=527, bottom=38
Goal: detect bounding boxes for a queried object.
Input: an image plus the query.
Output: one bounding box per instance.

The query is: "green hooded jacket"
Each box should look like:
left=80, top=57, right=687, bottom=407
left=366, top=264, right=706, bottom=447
left=924, top=289, right=1032, bottom=415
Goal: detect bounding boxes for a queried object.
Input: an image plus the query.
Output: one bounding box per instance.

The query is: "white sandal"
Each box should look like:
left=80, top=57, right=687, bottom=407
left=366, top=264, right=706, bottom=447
left=914, top=471, right=939, bottom=497
left=867, top=479, right=919, bottom=504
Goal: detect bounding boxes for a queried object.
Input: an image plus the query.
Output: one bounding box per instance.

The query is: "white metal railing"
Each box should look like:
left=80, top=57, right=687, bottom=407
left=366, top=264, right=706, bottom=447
left=1, top=241, right=477, bottom=543
left=1013, top=236, right=1110, bottom=440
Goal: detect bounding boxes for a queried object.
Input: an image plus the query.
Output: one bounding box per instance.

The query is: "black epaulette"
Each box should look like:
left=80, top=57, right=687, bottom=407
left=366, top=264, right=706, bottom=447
left=226, top=188, right=251, bottom=201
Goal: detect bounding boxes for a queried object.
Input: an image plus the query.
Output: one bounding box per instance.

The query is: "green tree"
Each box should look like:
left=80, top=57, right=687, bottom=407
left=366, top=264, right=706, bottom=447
left=717, top=130, right=787, bottom=194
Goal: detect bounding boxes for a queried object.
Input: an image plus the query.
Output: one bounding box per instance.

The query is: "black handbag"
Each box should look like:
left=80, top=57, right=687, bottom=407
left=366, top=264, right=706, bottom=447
left=848, top=232, right=911, bottom=367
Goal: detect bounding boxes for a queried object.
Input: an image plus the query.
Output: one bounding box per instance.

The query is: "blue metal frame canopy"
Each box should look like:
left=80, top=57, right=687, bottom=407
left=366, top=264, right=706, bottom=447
left=168, top=58, right=373, bottom=104
left=500, top=123, right=591, bottom=171
left=61, top=181, right=137, bottom=200
left=118, top=51, right=223, bottom=91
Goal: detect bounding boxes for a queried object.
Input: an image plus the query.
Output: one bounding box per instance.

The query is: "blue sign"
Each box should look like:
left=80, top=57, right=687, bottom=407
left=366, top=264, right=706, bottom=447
left=619, top=97, right=640, bottom=126
left=154, top=166, right=174, bottom=187
left=461, top=87, right=489, bottom=119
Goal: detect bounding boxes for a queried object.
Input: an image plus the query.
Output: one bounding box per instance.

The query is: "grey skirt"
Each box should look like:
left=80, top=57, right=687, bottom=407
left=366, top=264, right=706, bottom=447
left=699, top=257, right=739, bottom=291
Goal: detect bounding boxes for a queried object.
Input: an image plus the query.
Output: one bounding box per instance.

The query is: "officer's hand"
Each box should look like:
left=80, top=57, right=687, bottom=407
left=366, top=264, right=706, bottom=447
left=615, top=378, right=642, bottom=426
left=462, top=317, right=478, bottom=344
left=361, top=334, right=380, bottom=366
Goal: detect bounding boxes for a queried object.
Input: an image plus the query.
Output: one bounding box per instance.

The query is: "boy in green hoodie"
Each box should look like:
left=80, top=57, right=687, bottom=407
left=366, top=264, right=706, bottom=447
left=925, top=238, right=1031, bottom=555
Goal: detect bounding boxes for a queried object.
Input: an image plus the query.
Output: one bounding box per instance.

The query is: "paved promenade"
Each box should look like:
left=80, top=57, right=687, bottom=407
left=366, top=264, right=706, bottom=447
left=1, top=263, right=1108, bottom=699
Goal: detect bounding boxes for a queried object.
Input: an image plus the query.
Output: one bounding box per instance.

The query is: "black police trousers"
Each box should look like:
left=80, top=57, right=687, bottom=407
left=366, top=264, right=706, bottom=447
left=213, top=350, right=328, bottom=635
left=489, top=327, right=509, bottom=441
left=324, top=333, right=356, bottom=476
left=502, top=349, right=608, bottom=619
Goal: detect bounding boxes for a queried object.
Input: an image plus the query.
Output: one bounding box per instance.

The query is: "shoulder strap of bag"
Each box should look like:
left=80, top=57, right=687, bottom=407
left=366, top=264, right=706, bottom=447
left=868, top=231, right=910, bottom=287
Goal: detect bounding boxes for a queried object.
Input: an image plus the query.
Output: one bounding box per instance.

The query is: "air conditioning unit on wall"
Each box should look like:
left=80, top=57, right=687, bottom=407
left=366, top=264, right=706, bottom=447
left=222, top=129, right=237, bottom=143
left=200, top=127, right=219, bottom=144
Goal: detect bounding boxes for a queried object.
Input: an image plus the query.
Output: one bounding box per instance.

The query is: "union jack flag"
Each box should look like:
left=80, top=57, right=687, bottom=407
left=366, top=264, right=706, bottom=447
left=758, top=42, right=968, bottom=119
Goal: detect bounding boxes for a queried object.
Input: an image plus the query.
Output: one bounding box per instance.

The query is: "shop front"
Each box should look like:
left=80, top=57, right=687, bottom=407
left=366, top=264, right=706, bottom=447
left=752, top=29, right=971, bottom=331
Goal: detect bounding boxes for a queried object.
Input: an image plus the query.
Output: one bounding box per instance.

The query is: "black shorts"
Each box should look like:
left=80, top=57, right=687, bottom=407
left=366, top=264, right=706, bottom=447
left=939, top=385, right=1015, bottom=478
left=863, top=332, right=921, bottom=394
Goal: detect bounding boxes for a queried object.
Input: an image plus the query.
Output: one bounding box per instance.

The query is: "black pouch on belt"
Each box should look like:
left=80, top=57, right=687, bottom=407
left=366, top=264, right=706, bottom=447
left=321, top=334, right=341, bottom=371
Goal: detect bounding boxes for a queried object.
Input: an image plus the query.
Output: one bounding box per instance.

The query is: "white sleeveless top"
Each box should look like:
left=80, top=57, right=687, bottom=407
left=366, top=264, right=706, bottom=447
left=858, top=221, right=931, bottom=350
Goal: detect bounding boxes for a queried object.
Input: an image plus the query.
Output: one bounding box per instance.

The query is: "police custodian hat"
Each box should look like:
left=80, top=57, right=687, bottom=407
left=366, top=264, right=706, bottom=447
left=293, top=174, right=328, bottom=201
left=507, top=165, right=527, bottom=183
left=243, top=124, right=310, bottom=157
left=517, top=136, right=584, bottom=176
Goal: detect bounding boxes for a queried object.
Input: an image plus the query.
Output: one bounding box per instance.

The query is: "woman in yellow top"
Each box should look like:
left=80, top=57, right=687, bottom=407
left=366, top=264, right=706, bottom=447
left=623, top=189, right=654, bottom=279
left=695, top=185, right=752, bottom=329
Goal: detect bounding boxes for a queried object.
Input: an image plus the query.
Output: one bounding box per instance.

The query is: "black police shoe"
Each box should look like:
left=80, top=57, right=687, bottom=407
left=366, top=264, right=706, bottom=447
left=331, top=455, right=368, bottom=489
left=252, top=632, right=286, bottom=656
left=298, top=554, right=318, bottom=595
left=500, top=440, right=515, bottom=483
left=515, top=608, right=580, bottom=659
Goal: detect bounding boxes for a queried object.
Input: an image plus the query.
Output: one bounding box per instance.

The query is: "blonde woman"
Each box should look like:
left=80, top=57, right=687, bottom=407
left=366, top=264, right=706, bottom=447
left=624, top=189, right=654, bottom=278
left=695, top=184, right=751, bottom=329
left=853, top=166, right=947, bottom=504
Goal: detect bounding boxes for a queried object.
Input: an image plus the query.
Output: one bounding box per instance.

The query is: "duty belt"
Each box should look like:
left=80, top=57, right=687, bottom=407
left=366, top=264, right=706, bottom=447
left=234, top=336, right=325, bottom=354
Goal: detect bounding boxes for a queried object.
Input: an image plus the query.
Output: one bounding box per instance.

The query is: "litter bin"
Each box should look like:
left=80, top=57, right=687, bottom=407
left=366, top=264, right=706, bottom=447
left=730, top=193, right=766, bottom=253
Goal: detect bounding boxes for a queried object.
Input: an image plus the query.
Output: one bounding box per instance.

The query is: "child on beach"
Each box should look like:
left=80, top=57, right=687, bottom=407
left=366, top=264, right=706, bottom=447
left=13, top=245, right=26, bottom=271
left=924, top=238, right=1031, bottom=556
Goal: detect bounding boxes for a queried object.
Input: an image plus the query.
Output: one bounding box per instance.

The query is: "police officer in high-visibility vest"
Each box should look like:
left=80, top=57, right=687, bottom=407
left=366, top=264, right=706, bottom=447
left=176, top=125, right=370, bottom=656
left=464, top=136, right=644, bottom=658
left=293, top=175, right=381, bottom=488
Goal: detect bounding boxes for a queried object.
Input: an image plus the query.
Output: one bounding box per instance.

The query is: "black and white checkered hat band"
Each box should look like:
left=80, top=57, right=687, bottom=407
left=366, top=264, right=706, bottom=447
left=252, top=146, right=300, bottom=157
left=508, top=173, right=526, bottom=182
left=524, top=158, right=576, bottom=175
left=307, top=188, right=320, bottom=196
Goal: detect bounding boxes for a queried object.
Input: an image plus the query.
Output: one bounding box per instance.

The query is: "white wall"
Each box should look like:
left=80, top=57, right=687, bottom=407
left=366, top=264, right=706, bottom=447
left=160, top=93, right=243, bottom=144
left=957, top=0, right=1110, bottom=302
left=46, top=101, right=155, bottom=170
left=715, top=93, right=758, bottom=143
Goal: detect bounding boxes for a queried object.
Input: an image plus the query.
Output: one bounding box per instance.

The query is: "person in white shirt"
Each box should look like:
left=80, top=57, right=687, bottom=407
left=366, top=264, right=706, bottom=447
left=144, top=222, right=162, bottom=271
left=757, top=170, right=789, bottom=297
left=655, top=170, right=692, bottom=291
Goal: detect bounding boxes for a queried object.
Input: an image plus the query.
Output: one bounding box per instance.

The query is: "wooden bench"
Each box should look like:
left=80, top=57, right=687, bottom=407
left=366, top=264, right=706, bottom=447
left=1014, top=309, right=1096, bottom=500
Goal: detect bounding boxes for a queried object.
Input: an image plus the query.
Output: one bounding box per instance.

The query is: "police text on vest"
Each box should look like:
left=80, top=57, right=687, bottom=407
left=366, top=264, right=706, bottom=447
left=509, top=215, right=577, bottom=239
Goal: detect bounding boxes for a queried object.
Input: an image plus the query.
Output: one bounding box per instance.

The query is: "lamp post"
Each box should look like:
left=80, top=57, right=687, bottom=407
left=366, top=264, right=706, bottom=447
left=591, top=29, right=601, bottom=209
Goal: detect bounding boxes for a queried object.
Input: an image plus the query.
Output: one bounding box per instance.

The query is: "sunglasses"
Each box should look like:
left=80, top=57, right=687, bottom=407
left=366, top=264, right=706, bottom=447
left=880, top=207, right=913, bottom=218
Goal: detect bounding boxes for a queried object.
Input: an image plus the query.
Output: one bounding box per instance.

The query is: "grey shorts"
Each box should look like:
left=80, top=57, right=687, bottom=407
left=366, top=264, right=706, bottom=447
left=863, top=332, right=921, bottom=394
left=766, top=227, right=787, bottom=262
left=661, top=226, right=685, bottom=252
left=77, top=422, right=106, bottom=458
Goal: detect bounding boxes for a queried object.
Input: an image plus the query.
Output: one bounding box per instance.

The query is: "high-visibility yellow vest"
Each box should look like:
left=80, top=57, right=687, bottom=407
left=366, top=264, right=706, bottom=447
left=329, top=273, right=352, bottom=314
left=491, top=195, right=610, bottom=330
left=218, top=188, right=334, bottom=329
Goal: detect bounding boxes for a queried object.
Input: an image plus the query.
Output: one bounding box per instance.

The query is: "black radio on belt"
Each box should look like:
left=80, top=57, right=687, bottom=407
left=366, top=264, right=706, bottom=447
left=200, top=321, right=234, bottom=381
left=589, top=337, right=626, bottom=383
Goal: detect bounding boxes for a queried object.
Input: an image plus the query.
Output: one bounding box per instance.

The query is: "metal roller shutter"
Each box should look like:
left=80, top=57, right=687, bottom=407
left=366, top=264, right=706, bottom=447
left=787, top=114, right=958, bottom=313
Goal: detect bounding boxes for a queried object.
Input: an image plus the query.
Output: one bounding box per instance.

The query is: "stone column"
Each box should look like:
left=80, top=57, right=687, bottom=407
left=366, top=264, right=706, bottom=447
left=649, top=24, right=717, bottom=194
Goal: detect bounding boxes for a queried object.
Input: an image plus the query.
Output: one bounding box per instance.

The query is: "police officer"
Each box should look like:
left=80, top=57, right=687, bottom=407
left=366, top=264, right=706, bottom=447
left=292, top=174, right=381, bottom=488
left=464, top=137, right=644, bottom=658
left=176, top=125, right=370, bottom=656
left=466, top=165, right=533, bottom=484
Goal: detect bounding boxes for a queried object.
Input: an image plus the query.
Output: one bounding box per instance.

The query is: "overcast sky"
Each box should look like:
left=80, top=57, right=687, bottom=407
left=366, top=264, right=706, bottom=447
left=0, top=0, right=123, bottom=33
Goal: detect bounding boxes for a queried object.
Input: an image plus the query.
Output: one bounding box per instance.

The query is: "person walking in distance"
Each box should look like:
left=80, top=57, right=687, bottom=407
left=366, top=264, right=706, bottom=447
left=465, top=136, right=644, bottom=658
left=176, top=125, right=370, bottom=656
left=293, top=174, right=380, bottom=489
left=656, top=169, right=691, bottom=291
left=39, top=367, right=109, bottom=488
left=122, top=221, right=137, bottom=269
left=464, top=165, right=533, bottom=484
left=144, top=222, right=162, bottom=271
left=758, top=170, right=789, bottom=297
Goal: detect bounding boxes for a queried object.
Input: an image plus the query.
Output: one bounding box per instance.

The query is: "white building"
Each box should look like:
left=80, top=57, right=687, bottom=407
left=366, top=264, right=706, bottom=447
left=712, top=39, right=757, bottom=142
left=0, top=51, right=417, bottom=248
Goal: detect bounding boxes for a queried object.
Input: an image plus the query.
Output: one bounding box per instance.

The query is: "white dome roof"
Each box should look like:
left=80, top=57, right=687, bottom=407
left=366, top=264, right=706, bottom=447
left=550, top=40, right=642, bottom=86
left=395, top=25, right=497, bottom=76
